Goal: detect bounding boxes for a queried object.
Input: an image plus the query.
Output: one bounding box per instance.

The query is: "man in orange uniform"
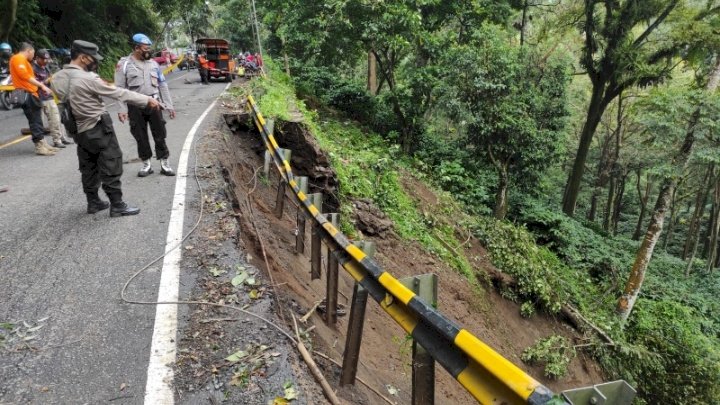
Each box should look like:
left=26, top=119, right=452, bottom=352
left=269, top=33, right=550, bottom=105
left=9, top=42, right=57, bottom=155
left=198, top=52, right=209, bottom=85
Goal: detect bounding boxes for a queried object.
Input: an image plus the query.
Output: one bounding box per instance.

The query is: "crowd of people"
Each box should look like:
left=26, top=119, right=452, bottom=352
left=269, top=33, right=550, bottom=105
left=0, top=35, right=178, bottom=217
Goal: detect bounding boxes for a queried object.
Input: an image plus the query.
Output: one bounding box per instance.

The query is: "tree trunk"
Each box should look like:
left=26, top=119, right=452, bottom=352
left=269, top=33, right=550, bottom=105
left=703, top=196, right=715, bottom=258
left=588, top=128, right=616, bottom=222
left=611, top=168, right=628, bottom=234
left=373, top=50, right=412, bottom=153
left=632, top=170, right=653, bottom=240
left=520, top=0, right=529, bottom=47
left=494, top=164, right=510, bottom=220
left=706, top=178, right=720, bottom=273
left=604, top=170, right=617, bottom=232
left=367, top=51, right=377, bottom=95
left=0, top=0, right=18, bottom=42
left=682, top=164, right=713, bottom=260
left=280, top=34, right=290, bottom=76
left=662, top=186, right=679, bottom=250
left=563, top=80, right=611, bottom=216
left=617, top=88, right=712, bottom=321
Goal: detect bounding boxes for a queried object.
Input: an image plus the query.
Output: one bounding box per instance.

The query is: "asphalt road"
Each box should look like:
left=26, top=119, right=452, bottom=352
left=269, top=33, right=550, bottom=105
left=0, top=68, right=228, bottom=404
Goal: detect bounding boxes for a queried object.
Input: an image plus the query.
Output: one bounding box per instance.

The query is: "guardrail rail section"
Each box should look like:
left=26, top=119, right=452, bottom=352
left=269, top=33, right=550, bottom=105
left=244, top=95, right=635, bottom=405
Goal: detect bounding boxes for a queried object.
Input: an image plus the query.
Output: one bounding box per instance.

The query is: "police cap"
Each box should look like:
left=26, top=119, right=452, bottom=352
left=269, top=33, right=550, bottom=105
left=132, top=33, right=153, bottom=46
left=72, top=40, right=103, bottom=61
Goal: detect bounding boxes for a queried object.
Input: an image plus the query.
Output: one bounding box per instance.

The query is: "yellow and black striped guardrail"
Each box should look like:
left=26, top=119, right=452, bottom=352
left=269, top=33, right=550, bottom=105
left=245, top=95, right=559, bottom=404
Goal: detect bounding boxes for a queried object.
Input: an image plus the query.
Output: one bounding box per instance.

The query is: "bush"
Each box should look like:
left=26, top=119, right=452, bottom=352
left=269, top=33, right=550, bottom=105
left=521, top=335, right=576, bottom=379
left=617, top=300, right=720, bottom=403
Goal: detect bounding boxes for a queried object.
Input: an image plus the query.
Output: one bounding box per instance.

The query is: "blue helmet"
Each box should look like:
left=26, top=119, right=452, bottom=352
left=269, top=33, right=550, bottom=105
left=131, top=33, right=152, bottom=46
left=0, top=42, right=11, bottom=52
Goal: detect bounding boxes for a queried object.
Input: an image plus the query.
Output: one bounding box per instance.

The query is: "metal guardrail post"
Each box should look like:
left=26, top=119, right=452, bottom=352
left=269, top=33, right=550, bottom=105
left=340, top=241, right=375, bottom=386
left=308, top=193, right=324, bottom=280
left=340, top=283, right=368, bottom=386
left=274, top=149, right=291, bottom=219
left=262, top=120, right=276, bottom=177
left=295, top=176, right=308, bottom=254
left=400, top=274, right=438, bottom=405
left=325, top=213, right=340, bottom=326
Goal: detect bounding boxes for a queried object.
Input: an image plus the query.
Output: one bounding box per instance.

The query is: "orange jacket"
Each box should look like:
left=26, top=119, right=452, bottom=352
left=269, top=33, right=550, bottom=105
left=9, top=53, right=38, bottom=96
left=198, top=55, right=209, bottom=69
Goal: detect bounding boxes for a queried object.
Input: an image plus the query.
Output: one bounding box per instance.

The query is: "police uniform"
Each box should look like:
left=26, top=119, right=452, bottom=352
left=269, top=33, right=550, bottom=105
left=114, top=52, right=174, bottom=173
left=52, top=40, right=151, bottom=216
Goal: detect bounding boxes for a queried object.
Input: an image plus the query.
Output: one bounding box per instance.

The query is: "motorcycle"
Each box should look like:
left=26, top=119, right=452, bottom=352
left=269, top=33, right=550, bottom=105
left=0, top=68, right=13, bottom=111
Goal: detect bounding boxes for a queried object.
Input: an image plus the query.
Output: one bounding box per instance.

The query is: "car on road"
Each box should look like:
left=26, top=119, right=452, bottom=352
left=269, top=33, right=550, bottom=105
left=153, top=49, right=179, bottom=66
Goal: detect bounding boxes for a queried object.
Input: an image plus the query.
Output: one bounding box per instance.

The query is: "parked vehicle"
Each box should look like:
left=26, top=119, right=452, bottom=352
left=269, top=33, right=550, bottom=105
left=153, top=49, right=179, bottom=66
left=179, top=52, right=197, bottom=70
left=0, top=75, right=16, bottom=111
left=195, top=38, right=236, bottom=82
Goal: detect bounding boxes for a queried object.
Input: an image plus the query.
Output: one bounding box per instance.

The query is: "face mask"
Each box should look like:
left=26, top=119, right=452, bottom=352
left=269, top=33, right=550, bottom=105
left=142, top=51, right=152, bottom=61
left=85, top=58, right=98, bottom=72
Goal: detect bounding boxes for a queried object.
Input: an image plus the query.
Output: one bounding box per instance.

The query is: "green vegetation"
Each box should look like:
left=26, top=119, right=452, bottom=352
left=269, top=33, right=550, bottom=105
left=248, top=0, right=720, bottom=397
left=251, top=62, right=475, bottom=281
left=7, top=0, right=720, bottom=402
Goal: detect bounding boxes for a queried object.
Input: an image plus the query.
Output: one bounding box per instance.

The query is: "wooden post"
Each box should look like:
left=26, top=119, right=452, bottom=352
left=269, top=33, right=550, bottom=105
left=308, top=193, right=323, bottom=280
left=340, top=242, right=375, bottom=386
left=325, top=213, right=339, bottom=325
left=400, top=274, right=438, bottom=405
left=295, top=176, right=308, bottom=254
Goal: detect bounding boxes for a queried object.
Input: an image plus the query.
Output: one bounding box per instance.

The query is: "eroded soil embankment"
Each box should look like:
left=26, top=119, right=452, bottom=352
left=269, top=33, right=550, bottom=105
left=219, top=113, right=604, bottom=404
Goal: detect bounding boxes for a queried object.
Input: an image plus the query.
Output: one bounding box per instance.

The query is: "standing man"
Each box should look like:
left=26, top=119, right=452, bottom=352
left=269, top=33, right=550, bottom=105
left=198, top=52, right=210, bottom=85
left=33, top=48, right=73, bottom=148
left=52, top=40, right=160, bottom=217
left=9, top=42, right=58, bottom=156
left=115, top=33, right=176, bottom=177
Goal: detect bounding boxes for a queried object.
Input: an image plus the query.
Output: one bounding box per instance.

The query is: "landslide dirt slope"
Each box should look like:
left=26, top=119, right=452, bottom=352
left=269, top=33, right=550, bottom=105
left=214, top=92, right=605, bottom=404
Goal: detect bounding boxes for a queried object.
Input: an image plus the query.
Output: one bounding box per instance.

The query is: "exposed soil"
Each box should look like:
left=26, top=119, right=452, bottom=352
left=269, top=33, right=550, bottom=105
left=175, top=81, right=605, bottom=404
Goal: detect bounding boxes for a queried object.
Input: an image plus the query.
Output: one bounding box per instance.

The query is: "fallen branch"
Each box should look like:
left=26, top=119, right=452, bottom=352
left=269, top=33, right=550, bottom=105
left=300, top=301, right=321, bottom=323
left=292, top=314, right=342, bottom=405
left=561, top=304, right=615, bottom=346
left=312, top=351, right=396, bottom=405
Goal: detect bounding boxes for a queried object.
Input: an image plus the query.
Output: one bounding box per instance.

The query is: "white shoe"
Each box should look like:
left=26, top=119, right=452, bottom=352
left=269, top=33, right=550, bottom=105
left=160, top=159, right=175, bottom=176
left=138, top=160, right=154, bottom=177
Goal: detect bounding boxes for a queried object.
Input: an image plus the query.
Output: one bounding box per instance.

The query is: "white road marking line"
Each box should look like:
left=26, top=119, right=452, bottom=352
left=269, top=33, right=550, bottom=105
left=168, top=72, right=190, bottom=83
left=144, top=82, right=231, bottom=405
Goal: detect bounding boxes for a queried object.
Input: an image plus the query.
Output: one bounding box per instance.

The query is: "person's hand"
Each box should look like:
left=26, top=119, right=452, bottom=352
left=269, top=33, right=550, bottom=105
left=40, top=84, right=52, bottom=95
left=118, top=113, right=128, bottom=123
left=147, top=97, right=161, bottom=110
left=168, top=109, right=176, bottom=119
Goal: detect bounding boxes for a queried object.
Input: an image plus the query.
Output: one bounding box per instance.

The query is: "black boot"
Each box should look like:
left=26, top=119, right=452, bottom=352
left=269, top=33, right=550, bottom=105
left=86, top=193, right=110, bottom=214
left=110, top=202, right=140, bottom=217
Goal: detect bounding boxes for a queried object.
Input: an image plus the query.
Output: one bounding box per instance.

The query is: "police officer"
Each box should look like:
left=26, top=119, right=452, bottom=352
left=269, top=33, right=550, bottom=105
left=115, top=33, right=176, bottom=177
left=51, top=40, right=160, bottom=217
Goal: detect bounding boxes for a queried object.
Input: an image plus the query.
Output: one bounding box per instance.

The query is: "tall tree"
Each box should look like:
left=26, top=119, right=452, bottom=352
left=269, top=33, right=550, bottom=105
left=441, top=25, right=570, bottom=219
left=617, top=59, right=720, bottom=321
left=562, top=1, right=720, bottom=216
